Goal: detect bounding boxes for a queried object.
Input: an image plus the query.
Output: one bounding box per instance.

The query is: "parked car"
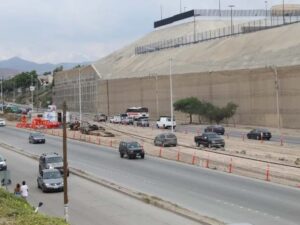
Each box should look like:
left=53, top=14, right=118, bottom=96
left=93, top=113, right=107, bottom=122
left=154, top=133, right=177, bottom=147
left=29, top=132, right=46, bottom=144
left=0, top=154, right=7, bottom=171
left=39, top=152, right=69, bottom=176
left=204, top=125, right=225, bottom=135
left=109, top=115, right=121, bottom=124
left=194, top=132, right=225, bottom=148
left=37, top=169, right=64, bottom=192
left=121, top=116, right=134, bottom=125
left=119, top=140, right=145, bottom=159
left=0, top=118, right=6, bottom=127
left=247, top=128, right=272, bottom=140
left=136, top=117, right=150, bottom=127
left=156, top=116, right=176, bottom=129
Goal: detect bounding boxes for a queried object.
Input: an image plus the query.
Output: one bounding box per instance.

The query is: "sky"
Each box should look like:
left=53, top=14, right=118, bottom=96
left=0, top=0, right=298, bottom=64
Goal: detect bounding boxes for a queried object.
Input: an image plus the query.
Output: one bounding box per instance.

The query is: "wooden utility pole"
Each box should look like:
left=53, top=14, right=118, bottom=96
left=62, top=101, right=69, bottom=222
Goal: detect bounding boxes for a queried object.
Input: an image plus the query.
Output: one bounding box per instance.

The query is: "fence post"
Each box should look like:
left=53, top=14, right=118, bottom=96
left=177, top=150, right=180, bottom=161
left=159, top=147, right=162, bottom=157
left=228, top=158, right=233, bottom=173
left=192, top=151, right=196, bottom=165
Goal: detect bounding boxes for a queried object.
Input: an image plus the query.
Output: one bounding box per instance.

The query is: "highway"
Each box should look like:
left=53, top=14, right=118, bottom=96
left=176, top=124, right=300, bottom=145
left=1, top=126, right=300, bottom=225
left=0, top=145, right=201, bottom=225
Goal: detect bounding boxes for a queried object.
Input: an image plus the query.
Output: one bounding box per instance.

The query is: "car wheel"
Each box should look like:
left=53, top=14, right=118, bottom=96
left=196, top=142, right=200, bottom=147
left=37, top=182, right=40, bottom=189
left=141, top=154, right=145, bottom=159
left=154, top=141, right=157, bottom=146
left=42, top=185, right=47, bottom=193
left=120, top=152, right=124, bottom=158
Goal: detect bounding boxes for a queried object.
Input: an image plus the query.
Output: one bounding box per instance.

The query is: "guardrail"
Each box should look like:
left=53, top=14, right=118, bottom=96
left=135, top=16, right=300, bottom=55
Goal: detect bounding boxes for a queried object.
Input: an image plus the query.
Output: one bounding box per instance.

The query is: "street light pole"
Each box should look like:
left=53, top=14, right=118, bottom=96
left=265, top=1, right=268, bottom=18
left=1, top=77, right=3, bottom=112
left=169, top=58, right=174, bottom=133
left=219, top=0, right=221, bottom=17
left=229, top=5, right=235, bottom=35
left=282, top=0, right=285, bottom=24
left=78, top=68, right=82, bottom=123
left=271, top=65, right=281, bottom=137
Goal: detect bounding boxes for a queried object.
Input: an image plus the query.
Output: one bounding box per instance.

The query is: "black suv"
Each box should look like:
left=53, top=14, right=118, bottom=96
left=119, top=141, right=145, bottom=159
left=204, top=125, right=225, bottom=135
left=194, top=132, right=225, bottom=148
left=39, top=152, right=69, bottom=176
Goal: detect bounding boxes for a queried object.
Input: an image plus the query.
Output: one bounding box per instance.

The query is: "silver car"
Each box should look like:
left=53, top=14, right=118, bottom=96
left=37, top=169, right=64, bottom=192
left=154, top=133, right=177, bottom=147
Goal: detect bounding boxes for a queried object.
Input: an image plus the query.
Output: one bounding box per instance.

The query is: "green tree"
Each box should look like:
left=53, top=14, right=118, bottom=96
left=53, top=65, right=63, bottom=74
left=173, top=97, right=201, bottom=124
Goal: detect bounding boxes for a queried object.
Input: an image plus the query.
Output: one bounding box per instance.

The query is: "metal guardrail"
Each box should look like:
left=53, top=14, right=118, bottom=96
left=135, top=16, right=300, bottom=55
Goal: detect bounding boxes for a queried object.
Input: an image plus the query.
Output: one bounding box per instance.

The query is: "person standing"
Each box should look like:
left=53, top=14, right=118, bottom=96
left=20, top=181, right=29, bottom=200
left=14, top=183, right=21, bottom=197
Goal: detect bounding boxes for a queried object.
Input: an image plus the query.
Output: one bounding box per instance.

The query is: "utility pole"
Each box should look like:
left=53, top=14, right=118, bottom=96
left=30, top=74, right=34, bottom=110
left=219, top=0, right=221, bottom=17
left=169, top=58, right=174, bottom=133
left=62, top=101, right=69, bottom=222
left=160, top=5, right=163, bottom=20
left=155, top=74, right=159, bottom=118
left=1, top=76, right=3, bottom=112
left=271, top=66, right=281, bottom=137
left=180, top=0, right=182, bottom=13
left=78, top=68, right=82, bottom=123
left=229, top=5, right=235, bottom=35
left=282, top=0, right=285, bottom=24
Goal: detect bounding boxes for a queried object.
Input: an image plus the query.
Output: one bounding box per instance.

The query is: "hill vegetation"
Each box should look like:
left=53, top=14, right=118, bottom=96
left=0, top=188, right=67, bottom=225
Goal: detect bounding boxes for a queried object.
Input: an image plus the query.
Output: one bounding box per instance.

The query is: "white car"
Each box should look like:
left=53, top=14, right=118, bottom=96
left=0, top=118, right=6, bottom=127
left=156, top=116, right=176, bottom=129
left=109, top=115, right=121, bottom=124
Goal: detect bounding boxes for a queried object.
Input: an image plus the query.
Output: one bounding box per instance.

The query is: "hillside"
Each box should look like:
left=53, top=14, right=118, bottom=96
left=0, top=57, right=90, bottom=75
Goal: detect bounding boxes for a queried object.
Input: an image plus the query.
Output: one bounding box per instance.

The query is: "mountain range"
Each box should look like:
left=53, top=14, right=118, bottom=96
left=0, top=57, right=90, bottom=78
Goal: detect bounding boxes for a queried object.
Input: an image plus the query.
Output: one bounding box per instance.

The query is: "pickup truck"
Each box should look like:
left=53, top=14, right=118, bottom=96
left=194, top=132, right=225, bottom=148
left=156, top=116, right=176, bottom=129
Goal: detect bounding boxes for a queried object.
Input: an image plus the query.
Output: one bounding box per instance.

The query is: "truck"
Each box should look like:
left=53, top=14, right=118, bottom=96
left=156, top=116, right=176, bottom=129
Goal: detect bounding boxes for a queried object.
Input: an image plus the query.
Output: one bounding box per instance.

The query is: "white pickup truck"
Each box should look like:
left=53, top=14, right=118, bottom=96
left=156, top=116, right=176, bottom=129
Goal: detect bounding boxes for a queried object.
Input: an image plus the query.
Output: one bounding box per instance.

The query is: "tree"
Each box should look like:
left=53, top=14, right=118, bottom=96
left=173, top=97, right=201, bottom=124
left=53, top=65, right=63, bottom=74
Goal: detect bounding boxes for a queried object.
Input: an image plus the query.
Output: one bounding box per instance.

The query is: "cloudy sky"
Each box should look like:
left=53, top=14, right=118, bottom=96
left=0, top=0, right=298, bottom=63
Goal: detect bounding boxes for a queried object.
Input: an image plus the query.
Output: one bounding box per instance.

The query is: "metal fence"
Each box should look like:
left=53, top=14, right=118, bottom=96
left=135, top=16, right=300, bottom=55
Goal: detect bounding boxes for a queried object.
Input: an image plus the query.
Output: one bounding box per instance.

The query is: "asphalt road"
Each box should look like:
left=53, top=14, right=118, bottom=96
left=0, top=145, right=201, bottom=225
left=176, top=124, right=300, bottom=145
left=1, top=126, right=300, bottom=225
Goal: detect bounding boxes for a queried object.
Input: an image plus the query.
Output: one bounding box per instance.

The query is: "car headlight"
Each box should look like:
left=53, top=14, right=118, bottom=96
left=45, top=183, right=51, bottom=187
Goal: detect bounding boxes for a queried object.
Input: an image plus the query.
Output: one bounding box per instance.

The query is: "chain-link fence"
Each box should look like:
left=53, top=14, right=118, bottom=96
left=136, top=16, right=300, bottom=55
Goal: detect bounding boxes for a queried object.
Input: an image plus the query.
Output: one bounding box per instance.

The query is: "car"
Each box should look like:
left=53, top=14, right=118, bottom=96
left=156, top=116, right=176, bottom=129
left=0, top=154, right=7, bottom=171
left=247, top=128, right=272, bottom=140
left=136, top=117, right=150, bottom=127
left=93, top=113, right=107, bottom=122
left=37, top=169, right=64, bottom=192
left=0, top=118, right=6, bottom=127
left=119, top=140, right=145, bottom=159
left=39, top=152, right=69, bottom=176
left=204, top=125, right=225, bottom=135
left=154, top=133, right=177, bottom=147
left=194, top=132, right=225, bottom=148
left=109, top=115, right=121, bottom=123
left=121, top=116, right=134, bottom=125
left=29, top=132, right=46, bottom=144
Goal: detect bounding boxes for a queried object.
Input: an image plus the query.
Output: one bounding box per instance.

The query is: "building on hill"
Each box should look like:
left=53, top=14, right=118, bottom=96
left=54, top=13, right=300, bottom=128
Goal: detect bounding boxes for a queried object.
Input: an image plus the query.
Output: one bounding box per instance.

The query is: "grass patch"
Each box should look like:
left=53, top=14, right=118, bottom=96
left=0, top=188, right=67, bottom=225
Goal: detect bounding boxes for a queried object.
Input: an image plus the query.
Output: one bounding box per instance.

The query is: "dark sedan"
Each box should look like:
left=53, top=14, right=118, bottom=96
left=247, top=129, right=272, bottom=140
left=204, top=125, right=225, bottom=135
left=29, top=132, right=46, bottom=144
left=37, top=169, right=64, bottom=192
left=194, top=132, right=225, bottom=148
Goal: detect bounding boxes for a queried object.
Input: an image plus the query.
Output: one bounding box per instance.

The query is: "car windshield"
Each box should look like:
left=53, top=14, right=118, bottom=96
left=166, top=134, right=176, bottom=139
left=206, top=133, right=219, bottom=138
left=43, top=171, right=62, bottom=179
left=45, top=156, right=62, bottom=163
left=32, top=133, right=44, bottom=138
left=127, top=142, right=140, bottom=149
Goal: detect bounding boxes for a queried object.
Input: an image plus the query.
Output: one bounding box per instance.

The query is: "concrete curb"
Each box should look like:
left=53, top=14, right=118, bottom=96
left=0, top=141, right=225, bottom=225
